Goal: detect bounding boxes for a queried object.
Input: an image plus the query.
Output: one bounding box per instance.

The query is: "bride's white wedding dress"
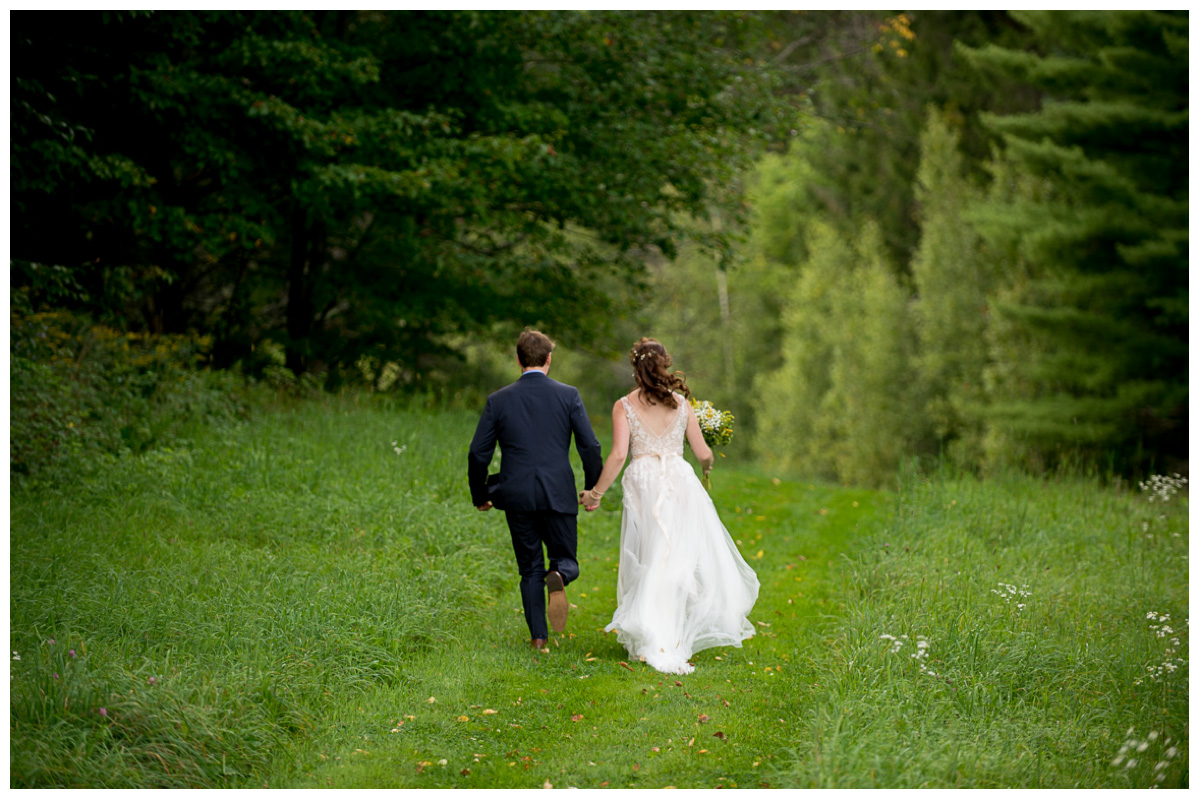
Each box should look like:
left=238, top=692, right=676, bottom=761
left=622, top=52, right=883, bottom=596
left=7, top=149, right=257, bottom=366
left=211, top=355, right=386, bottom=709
left=605, top=394, right=759, bottom=674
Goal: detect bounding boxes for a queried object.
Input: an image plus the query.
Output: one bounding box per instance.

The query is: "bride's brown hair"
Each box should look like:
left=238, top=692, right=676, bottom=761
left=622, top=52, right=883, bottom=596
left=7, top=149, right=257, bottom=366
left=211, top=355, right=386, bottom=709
left=630, top=338, right=690, bottom=408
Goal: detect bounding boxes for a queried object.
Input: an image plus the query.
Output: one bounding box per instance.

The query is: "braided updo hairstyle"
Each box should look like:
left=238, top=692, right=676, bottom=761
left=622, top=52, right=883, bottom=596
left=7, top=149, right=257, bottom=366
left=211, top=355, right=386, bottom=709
left=630, top=337, right=690, bottom=408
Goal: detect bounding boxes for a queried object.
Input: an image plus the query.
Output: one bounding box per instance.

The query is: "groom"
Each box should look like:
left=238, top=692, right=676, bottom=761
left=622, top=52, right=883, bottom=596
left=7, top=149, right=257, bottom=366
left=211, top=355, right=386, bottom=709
left=468, top=329, right=603, bottom=649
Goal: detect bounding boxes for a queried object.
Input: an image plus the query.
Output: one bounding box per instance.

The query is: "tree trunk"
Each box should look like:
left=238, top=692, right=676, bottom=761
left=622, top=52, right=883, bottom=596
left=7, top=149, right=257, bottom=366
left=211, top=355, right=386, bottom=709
left=286, top=204, right=325, bottom=375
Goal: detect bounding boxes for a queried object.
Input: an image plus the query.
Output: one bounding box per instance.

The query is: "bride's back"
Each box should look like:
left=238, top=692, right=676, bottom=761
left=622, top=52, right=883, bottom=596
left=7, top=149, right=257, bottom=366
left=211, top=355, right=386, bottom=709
left=627, top=390, right=682, bottom=434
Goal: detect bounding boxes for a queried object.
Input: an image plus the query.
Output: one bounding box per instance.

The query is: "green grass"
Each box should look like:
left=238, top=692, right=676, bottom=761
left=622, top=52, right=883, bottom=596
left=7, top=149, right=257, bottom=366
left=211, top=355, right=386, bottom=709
left=9, top=398, right=1188, bottom=788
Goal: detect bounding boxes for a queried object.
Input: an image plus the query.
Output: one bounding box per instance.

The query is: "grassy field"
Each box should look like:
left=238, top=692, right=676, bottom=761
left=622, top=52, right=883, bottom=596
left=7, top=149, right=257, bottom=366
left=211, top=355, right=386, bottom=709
left=9, top=397, right=1188, bottom=788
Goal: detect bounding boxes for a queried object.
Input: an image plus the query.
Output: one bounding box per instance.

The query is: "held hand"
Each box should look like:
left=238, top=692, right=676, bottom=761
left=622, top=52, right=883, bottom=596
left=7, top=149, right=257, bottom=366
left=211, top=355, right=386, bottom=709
left=580, top=488, right=603, bottom=511
left=476, top=502, right=493, bottom=512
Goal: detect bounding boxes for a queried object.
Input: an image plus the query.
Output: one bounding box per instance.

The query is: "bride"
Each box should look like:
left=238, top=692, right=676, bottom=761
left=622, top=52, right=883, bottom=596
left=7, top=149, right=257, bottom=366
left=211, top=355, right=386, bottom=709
left=579, top=338, right=759, bottom=674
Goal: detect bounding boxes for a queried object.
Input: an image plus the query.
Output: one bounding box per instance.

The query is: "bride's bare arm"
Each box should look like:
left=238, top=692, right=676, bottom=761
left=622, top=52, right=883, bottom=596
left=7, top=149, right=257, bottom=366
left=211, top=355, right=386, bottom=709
left=684, top=402, right=715, bottom=474
left=580, top=400, right=630, bottom=508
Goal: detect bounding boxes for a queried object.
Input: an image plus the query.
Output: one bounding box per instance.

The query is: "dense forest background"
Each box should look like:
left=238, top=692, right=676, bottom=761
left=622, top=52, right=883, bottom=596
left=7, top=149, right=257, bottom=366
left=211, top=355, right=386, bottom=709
left=11, top=10, right=1188, bottom=485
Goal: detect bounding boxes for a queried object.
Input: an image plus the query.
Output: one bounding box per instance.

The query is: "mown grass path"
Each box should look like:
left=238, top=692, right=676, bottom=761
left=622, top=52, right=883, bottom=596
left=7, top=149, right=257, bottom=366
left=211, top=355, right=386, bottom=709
left=279, top=470, right=885, bottom=789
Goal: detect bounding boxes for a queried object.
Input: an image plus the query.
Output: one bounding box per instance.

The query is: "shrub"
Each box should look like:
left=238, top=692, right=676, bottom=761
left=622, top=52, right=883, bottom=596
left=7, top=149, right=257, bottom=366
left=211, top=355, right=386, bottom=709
left=10, top=290, right=246, bottom=481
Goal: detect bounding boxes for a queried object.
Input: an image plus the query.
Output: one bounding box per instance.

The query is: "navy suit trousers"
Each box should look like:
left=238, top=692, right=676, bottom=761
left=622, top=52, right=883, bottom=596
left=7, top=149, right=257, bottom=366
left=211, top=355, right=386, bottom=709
left=505, top=510, right=579, bottom=640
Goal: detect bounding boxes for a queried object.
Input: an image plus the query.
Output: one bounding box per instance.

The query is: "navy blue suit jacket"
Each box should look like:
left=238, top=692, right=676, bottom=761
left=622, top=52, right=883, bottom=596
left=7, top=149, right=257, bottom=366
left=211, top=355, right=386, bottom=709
left=468, top=372, right=603, bottom=515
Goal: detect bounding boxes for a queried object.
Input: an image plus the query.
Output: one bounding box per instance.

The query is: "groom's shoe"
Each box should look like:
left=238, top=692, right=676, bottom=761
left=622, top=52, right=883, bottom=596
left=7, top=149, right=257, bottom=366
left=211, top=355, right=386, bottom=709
left=546, top=571, right=568, bottom=633
left=531, top=638, right=548, bottom=650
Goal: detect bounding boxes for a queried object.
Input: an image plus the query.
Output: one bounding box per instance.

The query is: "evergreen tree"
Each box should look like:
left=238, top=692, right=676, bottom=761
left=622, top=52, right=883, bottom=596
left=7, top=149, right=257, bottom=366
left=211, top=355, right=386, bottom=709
left=752, top=220, right=845, bottom=478
left=823, top=223, right=928, bottom=487
left=774, top=11, right=1036, bottom=267
left=960, top=11, right=1188, bottom=471
left=909, top=108, right=992, bottom=467
left=753, top=221, right=926, bottom=486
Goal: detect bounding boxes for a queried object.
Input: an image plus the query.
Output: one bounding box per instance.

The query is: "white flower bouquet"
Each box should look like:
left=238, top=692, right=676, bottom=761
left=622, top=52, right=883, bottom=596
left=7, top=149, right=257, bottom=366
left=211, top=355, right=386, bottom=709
left=690, top=398, right=734, bottom=489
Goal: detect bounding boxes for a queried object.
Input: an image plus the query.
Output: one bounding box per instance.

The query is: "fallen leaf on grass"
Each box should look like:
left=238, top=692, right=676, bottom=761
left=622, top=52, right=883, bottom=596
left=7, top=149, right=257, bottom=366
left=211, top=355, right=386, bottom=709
left=723, top=700, right=731, bottom=707
left=586, top=657, right=597, bottom=662
left=619, top=661, right=635, bottom=672
left=674, top=680, right=682, bottom=686
left=651, top=747, right=660, bottom=753
left=698, top=749, right=709, bottom=754
left=698, top=714, right=711, bottom=724
left=461, top=769, right=470, bottom=776
left=543, top=780, right=553, bottom=789
left=571, top=714, right=584, bottom=722
left=482, top=709, right=497, bottom=715
left=457, top=715, right=470, bottom=722
left=632, top=763, right=641, bottom=772
left=427, top=697, right=436, bottom=704
left=713, top=731, right=727, bottom=740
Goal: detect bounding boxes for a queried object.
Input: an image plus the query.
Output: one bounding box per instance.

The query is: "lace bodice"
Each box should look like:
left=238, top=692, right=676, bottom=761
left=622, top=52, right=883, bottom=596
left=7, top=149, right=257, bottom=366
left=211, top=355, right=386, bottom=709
left=621, top=394, right=687, bottom=458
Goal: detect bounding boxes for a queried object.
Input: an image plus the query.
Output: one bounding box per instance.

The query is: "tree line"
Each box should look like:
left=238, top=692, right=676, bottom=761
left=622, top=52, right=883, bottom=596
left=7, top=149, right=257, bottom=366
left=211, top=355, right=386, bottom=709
left=699, top=11, right=1186, bottom=481
left=12, top=10, right=790, bottom=377
left=11, top=11, right=1188, bottom=482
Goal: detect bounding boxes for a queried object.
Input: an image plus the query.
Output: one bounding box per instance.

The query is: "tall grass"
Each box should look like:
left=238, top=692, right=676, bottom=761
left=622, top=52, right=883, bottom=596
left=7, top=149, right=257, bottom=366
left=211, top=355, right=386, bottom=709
left=11, top=395, right=1187, bottom=788
left=769, top=468, right=1188, bottom=788
left=10, top=396, right=512, bottom=788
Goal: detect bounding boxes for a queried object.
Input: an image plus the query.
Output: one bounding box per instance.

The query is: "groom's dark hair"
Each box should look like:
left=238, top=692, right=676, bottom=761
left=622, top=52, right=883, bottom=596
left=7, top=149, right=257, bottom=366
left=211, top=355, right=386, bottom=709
left=517, top=329, right=555, bottom=367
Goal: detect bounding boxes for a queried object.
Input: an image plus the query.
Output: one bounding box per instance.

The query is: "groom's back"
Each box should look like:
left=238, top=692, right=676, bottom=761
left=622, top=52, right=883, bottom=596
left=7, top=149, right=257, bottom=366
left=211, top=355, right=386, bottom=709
left=491, top=376, right=577, bottom=454
left=470, top=372, right=601, bottom=514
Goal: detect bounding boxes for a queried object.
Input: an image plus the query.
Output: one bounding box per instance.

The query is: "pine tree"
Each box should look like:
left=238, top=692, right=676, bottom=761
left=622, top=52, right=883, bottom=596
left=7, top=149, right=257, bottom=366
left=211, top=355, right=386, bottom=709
left=752, top=220, right=846, bottom=478
left=909, top=108, right=992, bottom=467
left=823, top=223, right=928, bottom=487
left=959, top=11, right=1188, bottom=471
left=753, top=220, right=927, bottom=486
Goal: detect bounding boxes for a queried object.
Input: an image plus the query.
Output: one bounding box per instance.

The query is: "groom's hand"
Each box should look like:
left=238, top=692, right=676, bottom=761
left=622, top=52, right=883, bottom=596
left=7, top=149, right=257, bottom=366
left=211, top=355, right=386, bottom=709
left=476, top=502, right=493, bottom=512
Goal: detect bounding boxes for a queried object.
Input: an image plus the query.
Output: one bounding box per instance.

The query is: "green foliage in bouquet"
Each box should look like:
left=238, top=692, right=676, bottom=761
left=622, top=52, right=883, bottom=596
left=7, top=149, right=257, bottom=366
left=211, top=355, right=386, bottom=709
left=690, top=399, right=735, bottom=448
